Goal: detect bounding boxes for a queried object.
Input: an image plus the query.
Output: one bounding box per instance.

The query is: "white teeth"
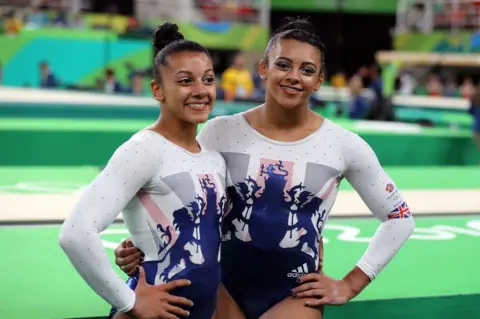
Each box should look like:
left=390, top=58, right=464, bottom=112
left=282, top=86, right=301, bottom=92
left=186, top=103, right=208, bottom=110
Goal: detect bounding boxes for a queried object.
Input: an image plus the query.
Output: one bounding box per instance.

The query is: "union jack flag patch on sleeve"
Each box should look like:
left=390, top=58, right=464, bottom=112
left=388, top=202, right=411, bottom=219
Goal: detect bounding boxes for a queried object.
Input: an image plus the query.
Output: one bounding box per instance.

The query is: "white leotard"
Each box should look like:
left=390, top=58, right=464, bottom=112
left=59, top=130, right=227, bottom=312
left=197, top=113, right=415, bottom=280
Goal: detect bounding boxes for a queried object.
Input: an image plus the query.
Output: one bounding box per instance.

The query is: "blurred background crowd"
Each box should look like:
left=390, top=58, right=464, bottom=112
left=0, top=0, right=479, bottom=153
left=1, top=0, right=480, bottom=123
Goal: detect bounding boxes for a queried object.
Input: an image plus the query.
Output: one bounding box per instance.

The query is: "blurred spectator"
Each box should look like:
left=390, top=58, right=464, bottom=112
left=4, top=10, right=22, bottom=35
left=469, top=84, right=480, bottom=164
left=220, top=52, right=254, bottom=101
left=125, top=62, right=136, bottom=81
left=348, top=75, right=368, bottom=119
left=369, top=64, right=382, bottom=99
left=357, top=66, right=370, bottom=88
left=104, top=68, right=122, bottom=94
left=40, top=61, right=58, bottom=88
left=444, top=78, right=459, bottom=97
left=426, top=73, right=443, bottom=96
left=71, top=13, right=85, bottom=29
left=251, top=60, right=265, bottom=99
left=460, top=77, right=475, bottom=99
left=127, top=72, right=144, bottom=96
left=25, top=7, right=47, bottom=29
left=126, top=16, right=139, bottom=32
left=53, top=8, right=68, bottom=27
left=397, top=69, right=417, bottom=95
left=366, top=64, right=395, bottom=121
left=236, top=0, right=256, bottom=23
left=198, top=0, right=223, bottom=22
left=406, top=2, right=426, bottom=32
left=331, top=71, right=346, bottom=88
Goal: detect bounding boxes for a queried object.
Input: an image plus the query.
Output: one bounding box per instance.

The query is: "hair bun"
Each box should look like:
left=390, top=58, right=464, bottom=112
left=153, top=22, right=184, bottom=55
left=273, top=17, right=315, bottom=36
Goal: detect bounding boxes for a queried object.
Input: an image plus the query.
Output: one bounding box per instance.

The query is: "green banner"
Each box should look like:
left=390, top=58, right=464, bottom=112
left=394, top=31, right=480, bottom=53
left=81, top=14, right=268, bottom=51
left=271, top=0, right=397, bottom=13
left=0, top=25, right=267, bottom=87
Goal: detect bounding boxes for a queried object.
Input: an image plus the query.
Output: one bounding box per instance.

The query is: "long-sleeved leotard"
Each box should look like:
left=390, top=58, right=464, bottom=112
left=59, top=130, right=227, bottom=319
left=196, top=113, right=415, bottom=319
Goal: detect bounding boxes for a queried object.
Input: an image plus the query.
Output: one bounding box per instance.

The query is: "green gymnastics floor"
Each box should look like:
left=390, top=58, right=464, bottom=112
left=1, top=216, right=480, bottom=319
left=0, top=166, right=479, bottom=319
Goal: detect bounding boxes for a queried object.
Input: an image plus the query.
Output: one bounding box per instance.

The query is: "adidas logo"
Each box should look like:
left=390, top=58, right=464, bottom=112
left=287, top=263, right=308, bottom=278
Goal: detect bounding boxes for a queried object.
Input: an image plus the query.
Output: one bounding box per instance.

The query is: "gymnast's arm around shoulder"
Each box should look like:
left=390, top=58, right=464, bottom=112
left=292, top=132, right=415, bottom=307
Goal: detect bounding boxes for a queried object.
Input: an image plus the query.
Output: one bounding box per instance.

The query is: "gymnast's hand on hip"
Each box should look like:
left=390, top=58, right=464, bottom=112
left=291, top=273, right=354, bottom=307
left=128, top=266, right=193, bottom=319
